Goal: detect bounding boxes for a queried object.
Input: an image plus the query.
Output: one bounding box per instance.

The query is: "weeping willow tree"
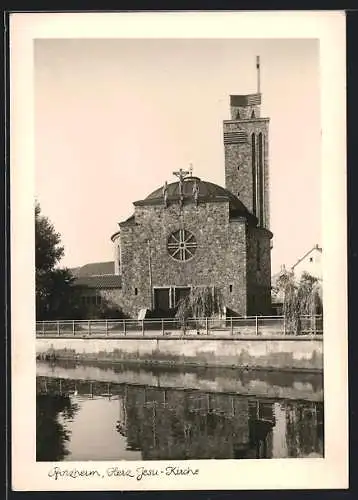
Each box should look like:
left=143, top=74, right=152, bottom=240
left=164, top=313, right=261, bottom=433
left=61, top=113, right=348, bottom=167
left=175, top=286, right=225, bottom=329
left=275, top=271, right=322, bottom=335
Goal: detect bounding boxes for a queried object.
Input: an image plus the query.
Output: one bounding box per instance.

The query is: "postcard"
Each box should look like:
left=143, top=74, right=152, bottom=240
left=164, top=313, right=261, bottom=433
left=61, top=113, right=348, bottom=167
left=10, top=11, right=348, bottom=491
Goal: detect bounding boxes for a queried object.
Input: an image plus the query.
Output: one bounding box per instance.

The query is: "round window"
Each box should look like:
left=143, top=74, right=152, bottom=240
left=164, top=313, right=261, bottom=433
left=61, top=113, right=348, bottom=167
left=167, top=229, right=197, bottom=261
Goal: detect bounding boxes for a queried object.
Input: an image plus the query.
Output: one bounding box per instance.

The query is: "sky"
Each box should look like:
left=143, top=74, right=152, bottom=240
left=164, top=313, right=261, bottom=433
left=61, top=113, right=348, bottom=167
left=34, top=38, right=321, bottom=274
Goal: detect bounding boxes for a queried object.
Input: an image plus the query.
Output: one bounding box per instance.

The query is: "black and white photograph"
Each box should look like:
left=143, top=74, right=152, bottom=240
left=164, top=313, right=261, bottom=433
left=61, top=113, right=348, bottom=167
left=10, top=11, right=347, bottom=491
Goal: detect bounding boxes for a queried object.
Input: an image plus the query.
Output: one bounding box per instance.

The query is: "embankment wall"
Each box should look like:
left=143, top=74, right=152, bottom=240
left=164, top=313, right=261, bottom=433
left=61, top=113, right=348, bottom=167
left=36, top=335, right=323, bottom=371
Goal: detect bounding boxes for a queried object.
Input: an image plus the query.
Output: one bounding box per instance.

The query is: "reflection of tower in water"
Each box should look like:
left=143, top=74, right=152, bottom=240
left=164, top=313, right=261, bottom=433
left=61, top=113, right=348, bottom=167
left=246, top=400, right=275, bottom=459
left=116, top=384, right=324, bottom=460
left=37, top=377, right=324, bottom=460
left=272, top=402, right=288, bottom=458
left=116, top=385, right=128, bottom=437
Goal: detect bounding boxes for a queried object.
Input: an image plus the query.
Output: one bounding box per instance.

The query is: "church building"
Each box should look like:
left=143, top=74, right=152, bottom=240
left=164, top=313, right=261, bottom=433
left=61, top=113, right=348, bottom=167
left=73, top=57, right=273, bottom=318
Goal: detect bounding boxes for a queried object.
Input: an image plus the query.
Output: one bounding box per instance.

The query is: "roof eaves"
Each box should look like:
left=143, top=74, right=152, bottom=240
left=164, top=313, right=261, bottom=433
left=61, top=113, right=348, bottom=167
left=72, top=275, right=122, bottom=289
left=134, top=195, right=233, bottom=207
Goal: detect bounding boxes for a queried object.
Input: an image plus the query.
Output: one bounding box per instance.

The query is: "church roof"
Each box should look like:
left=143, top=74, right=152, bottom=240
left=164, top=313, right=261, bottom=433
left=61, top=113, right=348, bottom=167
left=133, top=177, right=257, bottom=223
left=74, top=274, right=122, bottom=289
left=120, top=214, right=136, bottom=227
left=70, top=261, right=122, bottom=289
left=71, top=261, right=115, bottom=277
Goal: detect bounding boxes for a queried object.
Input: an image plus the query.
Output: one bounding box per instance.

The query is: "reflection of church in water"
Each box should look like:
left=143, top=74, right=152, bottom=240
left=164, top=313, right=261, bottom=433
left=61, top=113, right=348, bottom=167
left=36, top=377, right=324, bottom=460
left=116, top=386, right=324, bottom=460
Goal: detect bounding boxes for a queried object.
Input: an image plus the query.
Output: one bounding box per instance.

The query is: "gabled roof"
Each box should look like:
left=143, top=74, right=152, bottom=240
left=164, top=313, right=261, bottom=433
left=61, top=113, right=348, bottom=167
left=70, top=260, right=121, bottom=289
left=291, top=244, right=322, bottom=270
left=71, top=261, right=115, bottom=278
left=74, top=274, right=122, bottom=289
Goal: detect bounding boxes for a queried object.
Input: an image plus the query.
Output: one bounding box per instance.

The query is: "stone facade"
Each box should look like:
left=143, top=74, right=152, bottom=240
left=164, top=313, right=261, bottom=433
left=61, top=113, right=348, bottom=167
left=114, top=201, right=248, bottom=318
left=108, top=192, right=272, bottom=318
left=224, top=93, right=270, bottom=230
left=224, top=119, right=270, bottom=230
left=246, top=226, right=272, bottom=315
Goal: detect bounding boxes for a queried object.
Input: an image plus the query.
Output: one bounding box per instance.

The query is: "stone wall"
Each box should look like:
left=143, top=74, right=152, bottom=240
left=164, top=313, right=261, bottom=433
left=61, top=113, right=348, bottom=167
left=99, top=288, right=124, bottom=312
left=118, top=201, right=248, bottom=318
left=230, top=104, right=261, bottom=120
left=36, top=336, right=323, bottom=371
left=223, top=118, right=270, bottom=229
left=246, top=226, right=272, bottom=315
left=113, top=235, right=120, bottom=275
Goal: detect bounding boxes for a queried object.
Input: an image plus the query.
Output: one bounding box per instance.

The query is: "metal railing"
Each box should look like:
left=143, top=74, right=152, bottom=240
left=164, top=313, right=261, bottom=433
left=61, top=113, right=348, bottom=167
left=36, top=315, right=323, bottom=338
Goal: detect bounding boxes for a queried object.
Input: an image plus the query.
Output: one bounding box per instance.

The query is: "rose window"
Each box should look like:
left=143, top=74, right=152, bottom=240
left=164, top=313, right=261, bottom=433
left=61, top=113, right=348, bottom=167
left=167, top=229, right=197, bottom=261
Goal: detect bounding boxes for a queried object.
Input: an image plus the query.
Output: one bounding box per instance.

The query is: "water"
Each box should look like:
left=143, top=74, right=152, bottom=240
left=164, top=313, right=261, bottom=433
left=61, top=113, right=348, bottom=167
left=36, top=360, right=324, bottom=461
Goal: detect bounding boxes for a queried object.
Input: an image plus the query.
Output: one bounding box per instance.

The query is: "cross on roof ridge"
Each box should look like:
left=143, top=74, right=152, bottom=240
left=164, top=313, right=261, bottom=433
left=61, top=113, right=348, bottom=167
left=172, top=167, right=192, bottom=182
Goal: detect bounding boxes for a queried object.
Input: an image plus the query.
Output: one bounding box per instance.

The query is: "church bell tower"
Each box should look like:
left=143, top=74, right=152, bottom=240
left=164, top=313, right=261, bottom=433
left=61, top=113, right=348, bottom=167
left=224, top=56, right=270, bottom=229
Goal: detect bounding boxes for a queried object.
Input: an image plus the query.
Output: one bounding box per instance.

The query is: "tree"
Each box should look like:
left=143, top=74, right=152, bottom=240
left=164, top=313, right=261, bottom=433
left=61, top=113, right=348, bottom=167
left=35, top=202, right=75, bottom=319
left=76, top=293, right=127, bottom=320
left=36, top=393, right=79, bottom=461
left=274, top=270, right=323, bottom=335
left=175, top=286, right=225, bottom=331
left=35, top=203, right=127, bottom=320
left=35, top=202, right=64, bottom=275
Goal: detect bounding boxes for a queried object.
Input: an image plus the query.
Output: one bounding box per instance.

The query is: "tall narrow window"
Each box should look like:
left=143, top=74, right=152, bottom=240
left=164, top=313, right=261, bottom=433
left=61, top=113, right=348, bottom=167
left=258, top=133, right=264, bottom=226
left=251, top=134, right=257, bottom=216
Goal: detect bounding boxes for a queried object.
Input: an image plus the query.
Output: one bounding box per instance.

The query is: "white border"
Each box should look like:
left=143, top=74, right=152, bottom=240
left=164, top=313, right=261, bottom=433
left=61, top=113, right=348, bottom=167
left=10, top=11, right=348, bottom=491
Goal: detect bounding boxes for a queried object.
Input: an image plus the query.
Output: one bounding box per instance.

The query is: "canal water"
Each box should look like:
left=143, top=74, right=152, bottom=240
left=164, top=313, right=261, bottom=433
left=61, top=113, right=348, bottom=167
left=36, top=360, right=324, bottom=461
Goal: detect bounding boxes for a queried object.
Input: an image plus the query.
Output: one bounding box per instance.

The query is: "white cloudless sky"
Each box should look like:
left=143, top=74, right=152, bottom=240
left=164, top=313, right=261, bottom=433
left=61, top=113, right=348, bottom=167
left=34, top=38, right=320, bottom=274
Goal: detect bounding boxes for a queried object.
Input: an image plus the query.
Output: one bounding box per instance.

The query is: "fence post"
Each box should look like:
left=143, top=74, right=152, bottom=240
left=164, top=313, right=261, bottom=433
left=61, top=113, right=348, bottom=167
left=72, top=320, right=75, bottom=336
left=255, top=316, right=258, bottom=336
left=313, top=315, right=317, bottom=335
left=205, top=317, right=208, bottom=335
left=57, top=321, right=60, bottom=336
left=105, top=319, right=108, bottom=336
left=42, top=321, right=45, bottom=335
left=283, top=316, right=286, bottom=336
left=161, top=319, right=164, bottom=336
left=123, top=320, right=126, bottom=336
left=88, top=320, right=91, bottom=336
left=142, top=319, right=145, bottom=336
left=230, top=316, right=233, bottom=336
